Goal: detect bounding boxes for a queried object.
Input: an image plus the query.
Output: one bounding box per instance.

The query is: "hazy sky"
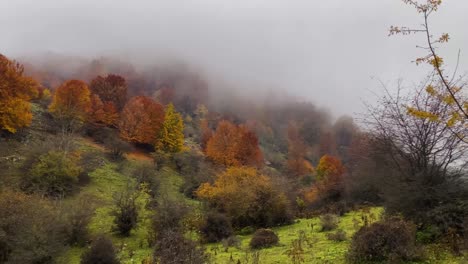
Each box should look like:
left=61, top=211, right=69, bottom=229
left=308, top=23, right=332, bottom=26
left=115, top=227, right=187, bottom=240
left=1, top=0, right=467, bottom=116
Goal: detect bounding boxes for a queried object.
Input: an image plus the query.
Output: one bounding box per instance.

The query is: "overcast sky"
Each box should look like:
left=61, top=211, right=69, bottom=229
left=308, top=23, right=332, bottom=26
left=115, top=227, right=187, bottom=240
left=1, top=0, right=467, bottom=116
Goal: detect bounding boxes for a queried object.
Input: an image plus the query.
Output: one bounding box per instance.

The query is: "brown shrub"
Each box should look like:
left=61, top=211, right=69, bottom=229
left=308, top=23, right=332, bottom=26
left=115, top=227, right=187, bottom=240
left=249, top=229, right=279, bottom=249
left=348, top=217, right=419, bottom=263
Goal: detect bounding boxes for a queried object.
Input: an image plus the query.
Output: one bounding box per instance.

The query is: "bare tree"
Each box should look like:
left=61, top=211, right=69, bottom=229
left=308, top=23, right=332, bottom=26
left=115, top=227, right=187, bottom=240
left=364, top=80, right=467, bottom=218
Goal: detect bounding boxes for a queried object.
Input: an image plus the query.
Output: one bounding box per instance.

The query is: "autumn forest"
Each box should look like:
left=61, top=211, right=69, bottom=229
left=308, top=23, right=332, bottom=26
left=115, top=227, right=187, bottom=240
left=1, top=0, right=468, bottom=263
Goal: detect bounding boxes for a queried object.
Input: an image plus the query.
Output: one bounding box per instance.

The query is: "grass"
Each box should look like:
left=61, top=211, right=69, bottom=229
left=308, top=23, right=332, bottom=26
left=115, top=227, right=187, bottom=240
left=207, top=208, right=383, bottom=264
left=55, top=139, right=467, bottom=264
left=207, top=208, right=467, bottom=264
left=58, top=139, right=199, bottom=264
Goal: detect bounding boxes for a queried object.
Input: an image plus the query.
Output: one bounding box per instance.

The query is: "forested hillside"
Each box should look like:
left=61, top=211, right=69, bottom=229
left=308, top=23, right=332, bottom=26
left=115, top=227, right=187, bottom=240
left=1, top=0, right=468, bottom=263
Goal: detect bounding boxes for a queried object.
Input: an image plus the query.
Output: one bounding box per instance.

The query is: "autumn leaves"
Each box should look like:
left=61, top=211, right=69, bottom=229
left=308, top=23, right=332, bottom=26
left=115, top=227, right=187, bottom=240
left=0, top=54, right=39, bottom=133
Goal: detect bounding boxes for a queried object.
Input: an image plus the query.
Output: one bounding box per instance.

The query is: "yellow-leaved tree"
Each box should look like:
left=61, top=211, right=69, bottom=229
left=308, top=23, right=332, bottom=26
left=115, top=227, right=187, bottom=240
left=156, top=103, right=185, bottom=153
left=0, top=54, right=39, bottom=133
left=196, top=167, right=291, bottom=227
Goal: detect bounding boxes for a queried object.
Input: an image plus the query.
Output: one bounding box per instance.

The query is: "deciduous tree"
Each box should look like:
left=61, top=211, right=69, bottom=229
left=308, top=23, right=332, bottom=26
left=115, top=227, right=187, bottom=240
left=156, top=103, right=184, bottom=153
left=197, top=167, right=291, bottom=227
left=206, top=120, right=263, bottom=167
left=49, top=80, right=92, bottom=128
left=119, top=96, right=164, bottom=145
left=0, top=54, right=38, bottom=133
left=89, top=74, right=127, bottom=110
left=89, top=94, right=119, bottom=126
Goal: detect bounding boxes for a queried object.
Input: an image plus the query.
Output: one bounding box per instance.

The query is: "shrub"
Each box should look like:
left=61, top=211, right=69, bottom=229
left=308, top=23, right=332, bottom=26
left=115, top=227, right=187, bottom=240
left=197, top=167, right=292, bottom=228
left=0, top=191, right=67, bottom=263
left=62, top=195, right=96, bottom=246
left=200, top=212, right=233, bottom=243
left=153, top=230, right=208, bottom=264
left=250, top=229, right=279, bottom=249
left=133, top=164, right=160, bottom=200
left=320, top=214, right=339, bottom=231
left=111, top=186, right=139, bottom=236
left=149, top=198, right=190, bottom=245
left=23, top=150, right=81, bottom=197
left=81, top=235, right=120, bottom=264
left=348, top=217, right=418, bottom=263
left=326, top=229, right=347, bottom=242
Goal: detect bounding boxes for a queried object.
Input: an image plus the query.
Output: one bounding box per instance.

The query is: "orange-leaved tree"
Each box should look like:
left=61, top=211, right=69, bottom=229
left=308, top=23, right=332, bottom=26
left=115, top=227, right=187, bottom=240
left=49, top=80, right=92, bottom=128
left=89, top=74, right=127, bottom=110
left=119, top=96, right=165, bottom=145
left=196, top=167, right=290, bottom=227
left=206, top=120, right=263, bottom=167
left=89, top=94, right=119, bottom=126
left=304, top=155, right=345, bottom=204
left=0, top=54, right=39, bottom=133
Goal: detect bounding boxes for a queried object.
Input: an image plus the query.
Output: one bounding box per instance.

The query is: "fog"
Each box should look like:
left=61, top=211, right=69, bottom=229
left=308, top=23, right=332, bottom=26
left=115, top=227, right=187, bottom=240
left=1, top=0, right=467, bottom=116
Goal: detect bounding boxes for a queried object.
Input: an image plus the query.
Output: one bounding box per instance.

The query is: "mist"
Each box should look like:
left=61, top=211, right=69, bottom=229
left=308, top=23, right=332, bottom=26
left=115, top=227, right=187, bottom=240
left=2, top=0, right=468, bottom=116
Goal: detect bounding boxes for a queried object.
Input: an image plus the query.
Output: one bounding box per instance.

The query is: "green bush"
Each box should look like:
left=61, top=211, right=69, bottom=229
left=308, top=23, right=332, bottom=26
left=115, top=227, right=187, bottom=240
left=250, top=229, right=279, bottom=249
left=112, top=187, right=139, bottom=236
left=24, top=150, right=81, bottom=197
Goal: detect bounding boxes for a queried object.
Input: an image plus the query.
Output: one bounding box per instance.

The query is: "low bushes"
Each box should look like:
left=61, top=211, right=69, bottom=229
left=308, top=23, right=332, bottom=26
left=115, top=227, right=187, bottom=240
left=250, top=229, right=279, bottom=249
left=22, top=150, right=81, bottom=197
left=80, top=235, right=120, bottom=264
left=200, top=212, right=233, bottom=243
left=348, top=217, right=418, bottom=263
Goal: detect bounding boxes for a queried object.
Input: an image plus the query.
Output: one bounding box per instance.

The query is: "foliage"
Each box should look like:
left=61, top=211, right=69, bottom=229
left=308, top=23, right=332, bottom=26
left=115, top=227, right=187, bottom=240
left=49, top=80, right=92, bottom=128
left=200, top=212, right=234, bottom=243
left=89, top=74, right=128, bottom=110
left=23, top=150, right=82, bottom=197
left=205, top=120, right=263, bottom=167
left=156, top=103, right=185, bottom=153
left=119, top=96, right=165, bottom=145
left=348, top=217, right=418, bottom=263
left=390, top=0, right=468, bottom=137
left=196, top=167, right=292, bottom=228
left=89, top=94, right=119, bottom=126
left=176, top=152, right=215, bottom=198
left=304, top=155, right=345, bottom=207
left=80, top=235, right=120, bottom=264
left=112, top=186, right=139, bottom=236
left=0, top=190, right=67, bottom=264
left=315, top=155, right=345, bottom=182
left=249, top=229, right=279, bottom=249
left=0, top=54, right=38, bottom=133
